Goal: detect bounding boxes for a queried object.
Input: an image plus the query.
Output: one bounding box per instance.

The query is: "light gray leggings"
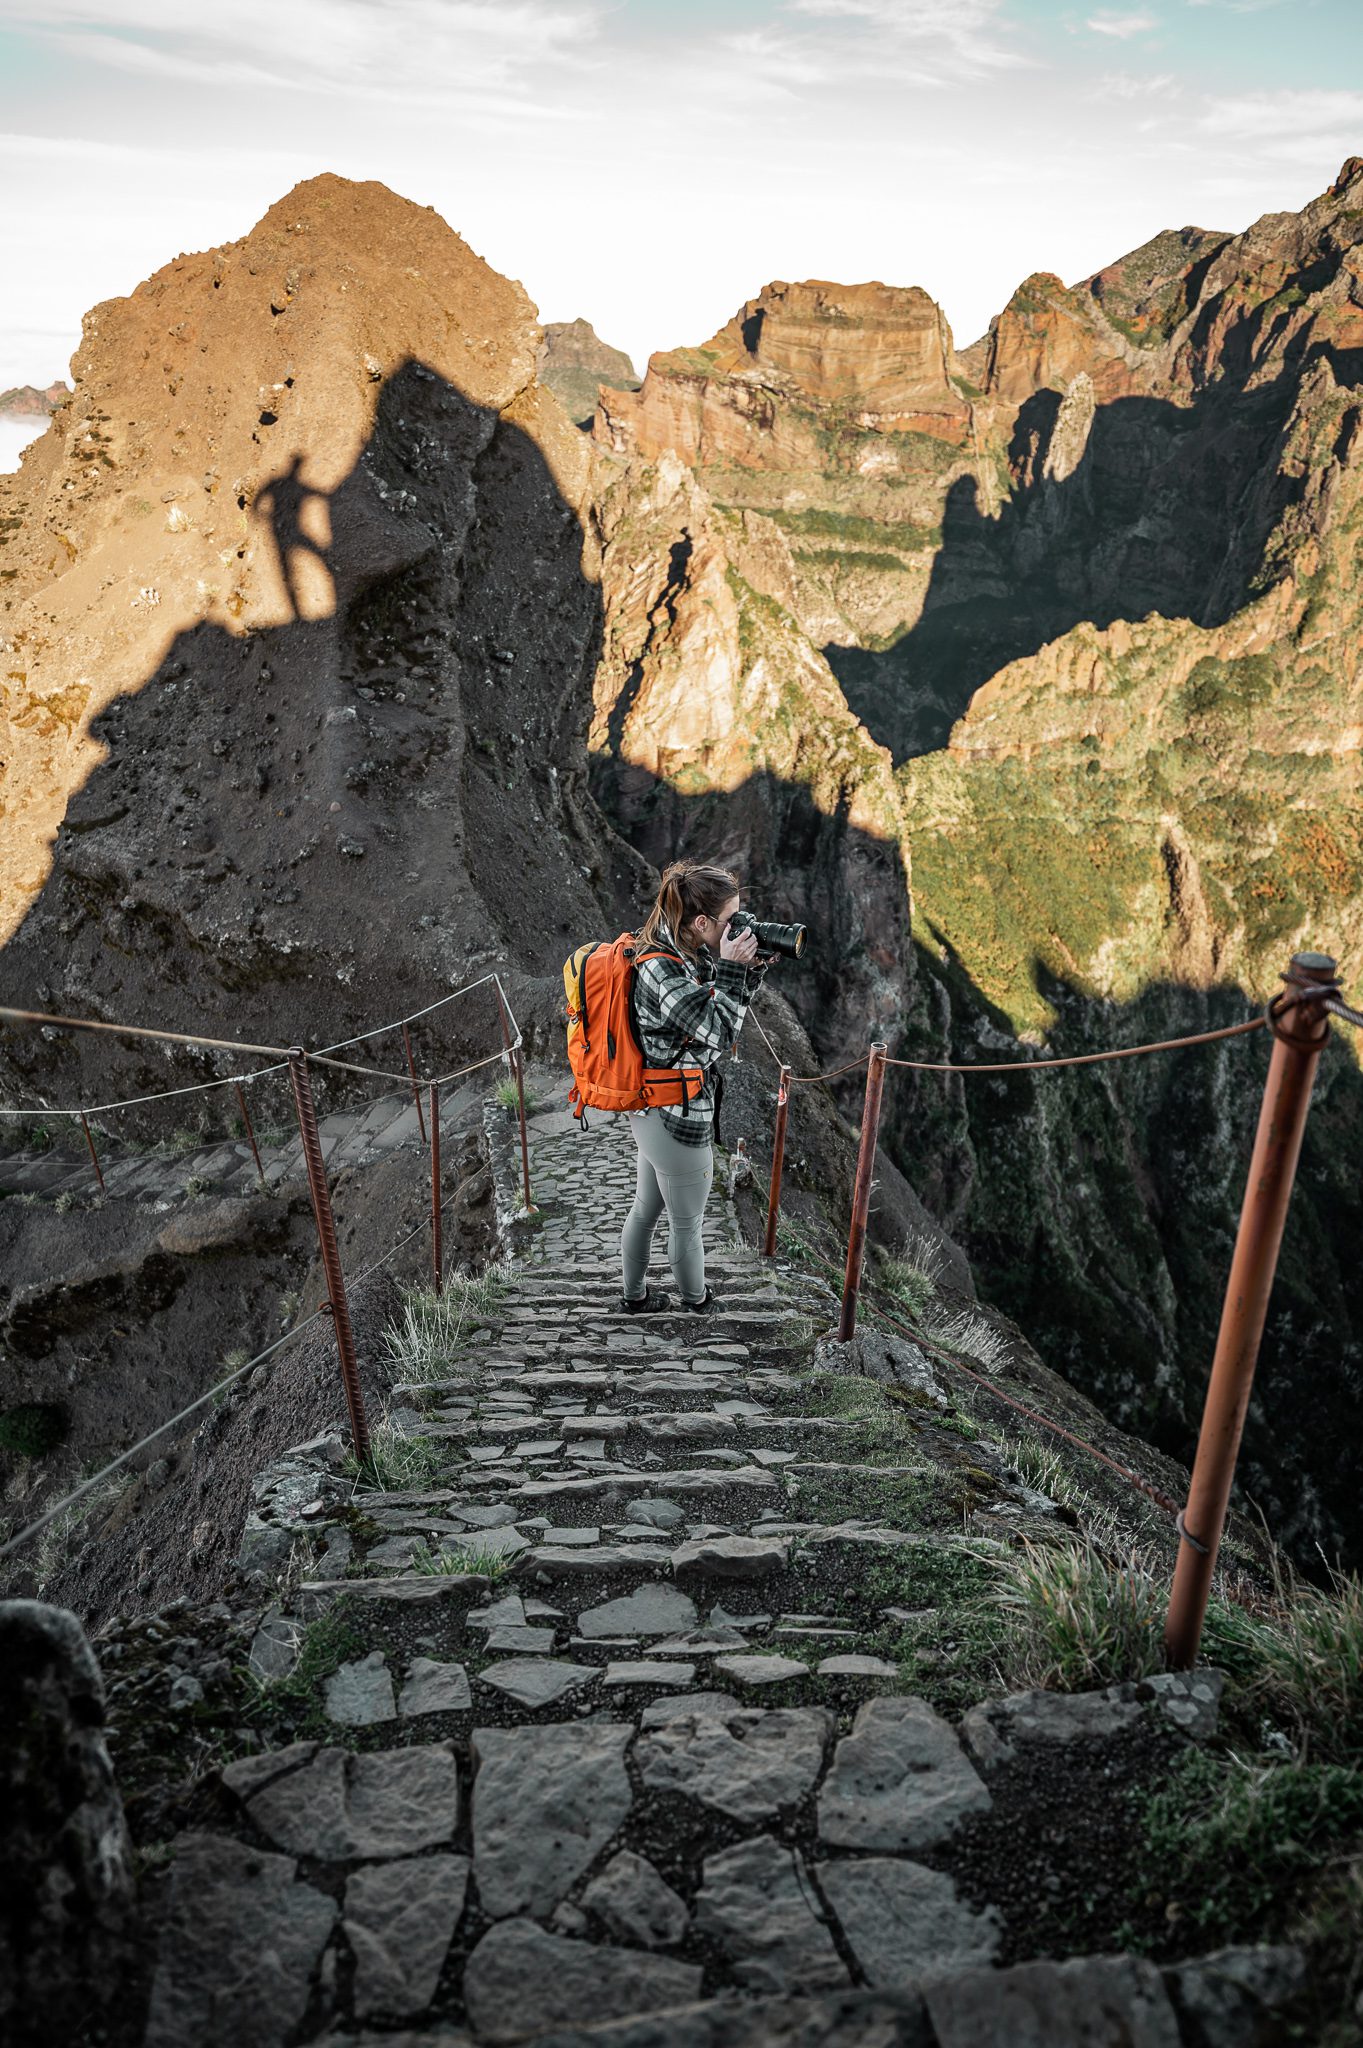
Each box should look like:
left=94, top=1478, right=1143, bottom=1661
left=621, top=1110, right=714, bottom=1304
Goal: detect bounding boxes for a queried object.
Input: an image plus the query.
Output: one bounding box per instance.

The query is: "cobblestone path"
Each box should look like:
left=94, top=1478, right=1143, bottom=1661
left=136, top=1104, right=1265, bottom=2047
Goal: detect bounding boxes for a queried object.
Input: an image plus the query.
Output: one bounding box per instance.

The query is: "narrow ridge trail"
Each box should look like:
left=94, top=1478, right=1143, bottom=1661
left=111, top=1102, right=1285, bottom=2047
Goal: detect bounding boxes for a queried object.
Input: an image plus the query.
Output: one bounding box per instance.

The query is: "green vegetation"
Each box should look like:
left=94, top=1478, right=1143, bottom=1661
left=880, top=1251, right=939, bottom=1321
left=1137, top=1750, right=1363, bottom=1937
left=347, top=1417, right=449, bottom=1492
left=0, top=1401, right=69, bottom=1458
left=386, top=1271, right=509, bottom=1386
left=1177, top=652, right=1277, bottom=721
left=764, top=505, right=941, bottom=553
left=794, top=546, right=916, bottom=576
left=242, top=1601, right=366, bottom=1731
left=994, top=1534, right=1363, bottom=1764
left=494, top=1077, right=533, bottom=1113
left=994, top=1537, right=1166, bottom=1691
left=410, top=1541, right=514, bottom=1581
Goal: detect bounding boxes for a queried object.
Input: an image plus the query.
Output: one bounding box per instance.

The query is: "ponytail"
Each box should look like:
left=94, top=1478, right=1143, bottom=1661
left=638, top=859, right=739, bottom=961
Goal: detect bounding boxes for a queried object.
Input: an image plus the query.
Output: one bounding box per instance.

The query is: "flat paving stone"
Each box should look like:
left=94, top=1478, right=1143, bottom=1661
left=531, top=1544, right=675, bottom=1574
left=636, top=1704, right=831, bottom=1821
left=468, top=1595, right=526, bottom=1629
left=626, top=1498, right=686, bottom=1529
left=485, top=1626, right=558, bottom=1654
left=818, top=1697, right=991, bottom=1852
left=361, top=1535, right=429, bottom=1570
left=472, top=1721, right=632, bottom=1919
left=694, top=1834, right=848, bottom=1994
left=456, top=1504, right=522, bottom=1529
left=671, top=1535, right=790, bottom=1583
left=818, top=1655, right=900, bottom=1681
left=581, top=1849, right=689, bottom=1949
left=324, top=1652, right=397, bottom=1726
left=576, top=1584, right=698, bottom=1639
left=921, top=1955, right=1181, bottom=2047
left=244, top=1745, right=460, bottom=1859
left=652, top=1627, right=750, bottom=1658
left=819, top=1858, right=1001, bottom=1987
left=476, top=1658, right=595, bottom=1710
left=442, top=1525, right=530, bottom=1561
left=603, top=1661, right=697, bottom=1687
left=345, top=1854, right=469, bottom=2019
left=144, top=1832, right=336, bottom=2048
left=248, top=1609, right=305, bottom=1683
left=713, top=1654, right=809, bottom=1687
left=462, top=1918, right=703, bottom=2045
left=398, top=1658, right=472, bottom=1716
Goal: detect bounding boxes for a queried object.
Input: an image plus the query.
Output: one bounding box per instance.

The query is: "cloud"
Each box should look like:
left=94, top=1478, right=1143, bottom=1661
left=1197, top=88, right=1363, bottom=137
left=783, top=0, right=1033, bottom=79
left=2, top=0, right=605, bottom=105
left=1094, top=70, right=1179, bottom=99
left=1085, top=10, right=1158, bottom=36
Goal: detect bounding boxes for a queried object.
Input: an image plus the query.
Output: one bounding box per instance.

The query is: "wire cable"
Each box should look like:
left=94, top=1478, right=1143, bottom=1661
left=0, top=1151, right=483, bottom=1567
left=0, top=1305, right=331, bottom=1567
left=884, top=1014, right=1267, bottom=1074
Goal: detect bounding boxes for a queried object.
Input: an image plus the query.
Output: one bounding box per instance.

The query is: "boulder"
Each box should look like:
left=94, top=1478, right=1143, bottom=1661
left=0, top=1602, right=136, bottom=2048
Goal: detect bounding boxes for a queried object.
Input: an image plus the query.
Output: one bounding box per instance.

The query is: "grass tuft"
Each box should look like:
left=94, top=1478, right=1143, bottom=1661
left=347, top=1417, right=448, bottom=1493
left=995, top=1535, right=1363, bottom=1764
left=410, top=1542, right=515, bottom=1581
left=494, top=1078, right=534, bottom=1113
left=1134, top=1748, right=1363, bottom=1943
left=918, top=1303, right=1012, bottom=1377
left=386, top=1268, right=509, bottom=1385
left=994, top=1536, right=1165, bottom=1692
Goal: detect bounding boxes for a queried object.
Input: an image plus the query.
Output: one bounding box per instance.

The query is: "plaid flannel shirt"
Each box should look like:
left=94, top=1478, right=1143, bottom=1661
left=633, top=923, right=765, bottom=1147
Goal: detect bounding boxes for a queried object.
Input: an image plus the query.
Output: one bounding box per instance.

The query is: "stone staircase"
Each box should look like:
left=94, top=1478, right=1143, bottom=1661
left=133, top=1103, right=1293, bottom=2047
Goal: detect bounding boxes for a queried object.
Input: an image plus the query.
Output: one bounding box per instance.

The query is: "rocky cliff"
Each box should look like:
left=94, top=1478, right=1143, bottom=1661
left=539, top=319, right=639, bottom=428
left=0, top=176, right=647, bottom=1110
left=585, top=162, right=1363, bottom=1569
left=0, top=381, right=69, bottom=420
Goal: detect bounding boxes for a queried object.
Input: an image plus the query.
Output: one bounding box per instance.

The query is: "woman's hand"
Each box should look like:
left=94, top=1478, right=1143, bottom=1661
left=719, top=922, right=759, bottom=965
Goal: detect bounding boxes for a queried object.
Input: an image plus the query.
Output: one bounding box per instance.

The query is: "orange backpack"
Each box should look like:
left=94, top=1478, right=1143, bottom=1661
left=563, top=933, right=705, bottom=1126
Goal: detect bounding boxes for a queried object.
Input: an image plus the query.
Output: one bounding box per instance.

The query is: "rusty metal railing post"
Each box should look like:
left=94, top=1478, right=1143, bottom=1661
left=495, top=982, right=534, bottom=1213
left=1164, top=952, right=1336, bottom=1669
left=763, top=1066, right=793, bottom=1257
left=234, top=1081, right=264, bottom=1182
left=837, top=1044, right=888, bottom=1342
left=287, top=1048, right=370, bottom=1465
left=430, top=1081, right=443, bottom=1296
left=402, top=1024, right=427, bottom=1146
left=79, top=1110, right=105, bottom=1193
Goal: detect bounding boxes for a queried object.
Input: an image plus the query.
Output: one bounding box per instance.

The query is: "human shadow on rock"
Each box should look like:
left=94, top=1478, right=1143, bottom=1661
left=827, top=370, right=1307, bottom=762
left=0, top=361, right=637, bottom=1117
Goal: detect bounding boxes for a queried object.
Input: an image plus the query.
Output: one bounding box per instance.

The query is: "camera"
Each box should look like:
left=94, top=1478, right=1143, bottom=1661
left=725, top=909, right=807, bottom=961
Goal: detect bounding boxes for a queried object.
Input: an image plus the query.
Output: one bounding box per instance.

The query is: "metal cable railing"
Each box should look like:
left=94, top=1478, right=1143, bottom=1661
left=745, top=949, right=1357, bottom=1667
left=0, top=972, right=535, bottom=1569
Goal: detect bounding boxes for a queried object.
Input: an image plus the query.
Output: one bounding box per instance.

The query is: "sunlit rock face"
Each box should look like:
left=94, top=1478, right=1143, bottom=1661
left=0, top=175, right=640, bottom=1103
left=539, top=319, right=639, bottom=429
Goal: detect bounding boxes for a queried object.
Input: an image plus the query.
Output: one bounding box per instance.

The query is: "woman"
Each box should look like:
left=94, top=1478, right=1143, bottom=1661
left=621, top=859, right=765, bottom=1315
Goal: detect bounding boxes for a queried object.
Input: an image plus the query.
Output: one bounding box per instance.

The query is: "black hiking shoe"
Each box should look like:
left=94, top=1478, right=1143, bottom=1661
left=620, top=1286, right=673, bottom=1315
left=680, top=1286, right=715, bottom=1315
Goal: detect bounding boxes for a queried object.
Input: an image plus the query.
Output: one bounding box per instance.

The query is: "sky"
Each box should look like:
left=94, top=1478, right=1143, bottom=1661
left=0, top=0, right=1361, bottom=393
